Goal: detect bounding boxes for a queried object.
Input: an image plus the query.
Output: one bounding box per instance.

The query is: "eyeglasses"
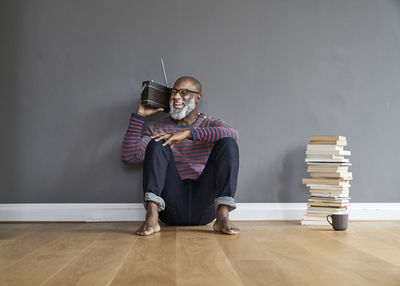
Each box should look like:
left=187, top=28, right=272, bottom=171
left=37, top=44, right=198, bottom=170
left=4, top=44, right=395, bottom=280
left=170, top=88, right=200, bottom=96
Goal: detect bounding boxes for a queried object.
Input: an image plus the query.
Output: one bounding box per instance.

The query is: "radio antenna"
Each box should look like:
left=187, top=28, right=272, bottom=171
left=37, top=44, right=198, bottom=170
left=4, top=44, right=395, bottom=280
left=160, top=57, right=169, bottom=87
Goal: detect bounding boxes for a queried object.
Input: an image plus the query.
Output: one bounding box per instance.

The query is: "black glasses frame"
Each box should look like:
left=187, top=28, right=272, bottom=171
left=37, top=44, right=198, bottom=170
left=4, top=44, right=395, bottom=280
left=170, top=88, right=200, bottom=96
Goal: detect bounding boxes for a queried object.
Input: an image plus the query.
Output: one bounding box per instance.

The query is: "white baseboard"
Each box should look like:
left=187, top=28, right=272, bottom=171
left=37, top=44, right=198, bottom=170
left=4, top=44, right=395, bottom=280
left=0, top=203, right=399, bottom=222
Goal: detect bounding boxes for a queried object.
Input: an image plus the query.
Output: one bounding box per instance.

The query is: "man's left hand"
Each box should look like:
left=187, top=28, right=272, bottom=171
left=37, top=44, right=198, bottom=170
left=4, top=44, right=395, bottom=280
left=151, top=130, right=193, bottom=149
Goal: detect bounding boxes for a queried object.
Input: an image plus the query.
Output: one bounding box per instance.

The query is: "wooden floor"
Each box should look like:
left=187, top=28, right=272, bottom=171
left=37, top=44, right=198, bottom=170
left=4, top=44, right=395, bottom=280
left=1, top=221, right=400, bottom=286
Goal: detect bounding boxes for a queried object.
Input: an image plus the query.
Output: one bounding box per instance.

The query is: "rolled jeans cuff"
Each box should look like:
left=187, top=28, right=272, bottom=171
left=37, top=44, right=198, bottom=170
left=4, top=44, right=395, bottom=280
left=143, top=192, right=165, bottom=212
left=214, top=196, right=237, bottom=212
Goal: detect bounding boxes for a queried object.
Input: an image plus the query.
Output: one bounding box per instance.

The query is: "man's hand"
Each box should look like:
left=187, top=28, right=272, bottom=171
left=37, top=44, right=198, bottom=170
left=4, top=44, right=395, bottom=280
left=137, top=100, right=164, bottom=117
left=151, top=130, right=193, bottom=149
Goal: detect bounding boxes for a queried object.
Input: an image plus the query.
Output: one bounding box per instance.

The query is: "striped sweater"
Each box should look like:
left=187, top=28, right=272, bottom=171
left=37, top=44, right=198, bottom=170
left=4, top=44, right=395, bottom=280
left=121, top=113, right=239, bottom=180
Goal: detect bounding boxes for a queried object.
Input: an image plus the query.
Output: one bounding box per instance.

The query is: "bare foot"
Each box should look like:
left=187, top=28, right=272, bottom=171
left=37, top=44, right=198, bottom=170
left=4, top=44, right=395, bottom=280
left=213, top=218, right=240, bottom=235
left=213, top=204, right=240, bottom=235
left=136, top=215, right=161, bottom=236
left=136, top=201, right=161, bottom=236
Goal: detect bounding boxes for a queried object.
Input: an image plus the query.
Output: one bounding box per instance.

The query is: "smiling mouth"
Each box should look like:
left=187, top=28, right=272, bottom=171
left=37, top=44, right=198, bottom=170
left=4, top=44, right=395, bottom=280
left=173, top=102, right=184, bottom=109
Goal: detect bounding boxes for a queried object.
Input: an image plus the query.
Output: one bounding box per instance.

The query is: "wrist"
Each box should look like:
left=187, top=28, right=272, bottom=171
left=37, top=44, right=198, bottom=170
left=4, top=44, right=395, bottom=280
left=186, top=129, right=193, bottom=139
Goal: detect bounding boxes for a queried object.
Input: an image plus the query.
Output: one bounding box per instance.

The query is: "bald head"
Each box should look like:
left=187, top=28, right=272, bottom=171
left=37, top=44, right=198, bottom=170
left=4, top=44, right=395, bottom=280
left=173, top=76, right=202, bottom=94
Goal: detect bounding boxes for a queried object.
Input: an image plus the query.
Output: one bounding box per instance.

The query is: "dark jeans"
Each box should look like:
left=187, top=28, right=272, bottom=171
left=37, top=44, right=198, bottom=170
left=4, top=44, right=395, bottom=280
left=142, top=137, right=239, bottom=226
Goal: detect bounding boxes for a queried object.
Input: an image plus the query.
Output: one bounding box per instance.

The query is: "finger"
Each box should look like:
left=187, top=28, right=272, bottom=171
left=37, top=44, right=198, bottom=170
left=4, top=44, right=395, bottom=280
left=162, top=138, right=173, bottom=146
left=153, top=134, right=169, bottom=141
left=151, top=133, right=166, bottom=139
left=155, top=134, right=170, bottom=142
left=149, top=108, right=164, bottom=116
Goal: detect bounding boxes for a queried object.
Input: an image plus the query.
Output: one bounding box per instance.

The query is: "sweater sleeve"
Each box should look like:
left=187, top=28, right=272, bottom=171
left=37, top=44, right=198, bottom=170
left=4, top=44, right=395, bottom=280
left=190, top=117, right=239, bottom=143
left=120, top=113, right=152, bottom=165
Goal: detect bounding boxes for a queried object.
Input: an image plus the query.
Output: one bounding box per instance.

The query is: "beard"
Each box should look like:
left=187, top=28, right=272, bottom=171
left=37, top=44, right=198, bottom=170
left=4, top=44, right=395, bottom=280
left=169, top=96, right=196, bottom=120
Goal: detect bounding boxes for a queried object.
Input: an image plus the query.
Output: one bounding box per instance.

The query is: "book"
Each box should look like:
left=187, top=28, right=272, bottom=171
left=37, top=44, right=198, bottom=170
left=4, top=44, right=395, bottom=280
left=308, top=201, right=350, bottom=207
left=306, top=154, right=346, bottom=159
left=307, top=206, right=347, bottom=212
left=306, top=150, right=351, bottom=156
left=303, top=215, right=330, bottom=221
left=307, top=167, right=349, bottom=172
left=306, top=184, right=351, bottom=189
left=305, top=158, right=350, bottom=163
left=308, top=202, right=350, bottom=207
left=302, top=178, right=350, bottom=186
left=309, top=140, right=347, bottom=146
left=310, top=136, right=346, bottom=141
left=309, top=172, right=352, bottom=179
left=309, top=195, right=351, bottom=200
left=307, top=144, right=344, bottom=151
left=308, top=198, right=350, bottom=204
left=310, top=191, right=350, bottom=197
left=301, top=220, right=330, bottom=226
left=307, top=162, right=352, bottom=166
left=309, top=136, right=347, bottom=146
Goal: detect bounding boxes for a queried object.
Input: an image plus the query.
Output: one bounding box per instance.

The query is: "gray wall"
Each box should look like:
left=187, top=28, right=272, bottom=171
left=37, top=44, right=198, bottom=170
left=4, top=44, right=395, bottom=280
left=1, top=0, right=399, bottom=204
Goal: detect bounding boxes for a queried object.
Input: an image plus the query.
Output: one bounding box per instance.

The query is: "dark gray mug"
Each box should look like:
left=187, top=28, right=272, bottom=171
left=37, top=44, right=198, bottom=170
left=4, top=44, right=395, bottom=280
left=326, top=213, right=348, bottom=231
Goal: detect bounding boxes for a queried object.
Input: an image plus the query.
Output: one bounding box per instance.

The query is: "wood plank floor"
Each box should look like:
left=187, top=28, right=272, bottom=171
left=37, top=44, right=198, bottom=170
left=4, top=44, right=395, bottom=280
left=1, top=221, right=399, bottom=285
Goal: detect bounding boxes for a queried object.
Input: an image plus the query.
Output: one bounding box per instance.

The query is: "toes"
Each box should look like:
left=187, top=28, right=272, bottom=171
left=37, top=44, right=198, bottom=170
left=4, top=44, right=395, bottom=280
left=223, top=226, right=234, bottom=234
left=135, top=222, right=161, bottom=236
left=143, top=228, right=154, bottom=236
left=222, top=226, right=239, bottom=235
left=136, top=230, right=145, bottom=236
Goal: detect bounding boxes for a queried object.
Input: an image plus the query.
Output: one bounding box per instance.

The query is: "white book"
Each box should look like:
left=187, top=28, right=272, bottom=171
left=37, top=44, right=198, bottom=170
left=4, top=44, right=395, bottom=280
left=310, top=193, right=350, bottom=198
left=310, top=190, right=350, bottom=194
left=310, top=188, right=350, bottom=192
left=307, top=162, right=352, bottom=166
left=306, top=184, right=351, bottom=189
left=307, top=210, right=347, bottom=215
left=307, top=144, right=344, bottom=151
left=307, top=154, right=345, bottom=159
left=308, top=201, right=350, bottom=206
left=306, top=150, right=351, bottom=156
left=307, top=207, right=347, bottom=212
left=310, top=187, right=350, bottom=191
left=306, top=181, right=350, bottom=187
left=303, top=215, right=329, bottom=221
left=309, top=171, right=352, bottom=178
left=301, top=220, right=330, bottom=226
left=304, top=213, right=328, bottom=217
left=308, top=198, right=350, bottom=204
left=307, top=168, right=349, bottom=172
left=305, top=158, right=350, bottom=163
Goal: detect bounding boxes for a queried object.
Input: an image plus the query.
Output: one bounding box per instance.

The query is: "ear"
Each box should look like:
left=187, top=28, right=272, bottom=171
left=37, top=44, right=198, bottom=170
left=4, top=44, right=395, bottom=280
left=196, top=93, right=202, bottom=103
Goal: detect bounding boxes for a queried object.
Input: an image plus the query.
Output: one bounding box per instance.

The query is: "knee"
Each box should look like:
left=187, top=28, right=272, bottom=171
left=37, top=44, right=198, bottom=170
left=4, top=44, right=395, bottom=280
left=214, top=137, right=239, bottom=159
left=145, top=139, right=172, bottom=156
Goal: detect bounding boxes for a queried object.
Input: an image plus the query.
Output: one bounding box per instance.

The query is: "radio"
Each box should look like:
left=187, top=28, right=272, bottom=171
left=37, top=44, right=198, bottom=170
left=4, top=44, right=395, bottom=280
left=140, top=58, right=171, bottom=112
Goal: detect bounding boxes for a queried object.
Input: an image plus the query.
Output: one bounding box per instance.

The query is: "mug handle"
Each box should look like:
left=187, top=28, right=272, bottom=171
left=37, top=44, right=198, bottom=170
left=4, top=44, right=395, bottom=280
left=326, top=215, right=333, bottom=226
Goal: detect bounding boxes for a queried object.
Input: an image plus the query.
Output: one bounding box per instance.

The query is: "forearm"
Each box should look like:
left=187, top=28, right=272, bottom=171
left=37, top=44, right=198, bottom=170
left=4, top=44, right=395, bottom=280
left=120, top=113, right=150, bottom=164
left=189, top=127, right=238, bottom=143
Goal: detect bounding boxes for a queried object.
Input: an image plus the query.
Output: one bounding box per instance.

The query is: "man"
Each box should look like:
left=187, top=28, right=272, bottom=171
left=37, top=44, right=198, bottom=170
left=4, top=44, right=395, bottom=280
left=121, top=76, right=240, bottom=236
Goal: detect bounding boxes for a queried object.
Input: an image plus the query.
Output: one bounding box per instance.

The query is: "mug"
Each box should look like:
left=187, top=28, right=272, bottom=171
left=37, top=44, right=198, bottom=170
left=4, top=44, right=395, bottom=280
left=326, top=213, right=348, bottom=231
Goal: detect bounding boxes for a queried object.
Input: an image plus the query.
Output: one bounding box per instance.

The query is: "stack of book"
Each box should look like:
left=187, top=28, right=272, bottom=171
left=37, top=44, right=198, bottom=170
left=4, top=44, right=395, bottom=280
left=301, top=136, right=352, bottom=225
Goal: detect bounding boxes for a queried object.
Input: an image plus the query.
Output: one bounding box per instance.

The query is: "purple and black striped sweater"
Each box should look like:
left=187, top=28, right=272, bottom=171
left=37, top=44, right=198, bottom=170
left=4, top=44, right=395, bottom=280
left=121, top=113, right=239, bottom=180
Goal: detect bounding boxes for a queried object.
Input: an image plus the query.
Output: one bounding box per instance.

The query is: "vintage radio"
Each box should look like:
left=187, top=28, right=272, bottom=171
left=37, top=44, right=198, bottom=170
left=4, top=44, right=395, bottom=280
left=140, top=80, right=171, bottom=112
left=140, top=58, right=171, bottom=112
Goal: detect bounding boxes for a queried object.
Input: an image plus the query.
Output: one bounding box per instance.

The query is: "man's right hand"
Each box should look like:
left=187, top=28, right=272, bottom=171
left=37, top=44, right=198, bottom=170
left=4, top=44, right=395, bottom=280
left=136, top=100, right=164, bottom=117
